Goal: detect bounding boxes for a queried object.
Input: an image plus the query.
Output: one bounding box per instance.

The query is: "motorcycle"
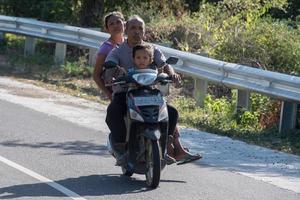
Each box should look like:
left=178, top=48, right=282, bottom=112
left=105, top=57, right=178, bottom=188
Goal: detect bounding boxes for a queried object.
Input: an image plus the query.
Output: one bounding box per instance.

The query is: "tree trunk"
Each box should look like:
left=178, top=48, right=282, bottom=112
left=80, top=0, right=104, bottom=27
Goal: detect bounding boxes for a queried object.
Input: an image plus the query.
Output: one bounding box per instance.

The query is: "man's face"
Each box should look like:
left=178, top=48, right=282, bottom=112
left=126, top=19, right=145, bottom=44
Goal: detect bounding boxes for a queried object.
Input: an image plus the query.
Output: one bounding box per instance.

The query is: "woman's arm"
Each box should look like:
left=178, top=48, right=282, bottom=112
left=93, top=54, right=112, bottom=101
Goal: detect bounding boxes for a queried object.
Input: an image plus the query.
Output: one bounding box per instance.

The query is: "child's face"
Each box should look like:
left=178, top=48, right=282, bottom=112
left=133, top=49, right=151, bottom=69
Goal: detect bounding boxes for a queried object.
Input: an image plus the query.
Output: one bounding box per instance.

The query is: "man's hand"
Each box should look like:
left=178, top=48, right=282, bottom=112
left=103, top=66, right=126, bottom=84
left=170, top=73, right=182, bottom=88
left=164, top=64, right=182, bottom=87
left=115, top=66, right=127, bottom=77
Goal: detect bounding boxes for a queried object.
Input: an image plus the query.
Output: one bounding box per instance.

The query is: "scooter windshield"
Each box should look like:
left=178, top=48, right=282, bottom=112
left=132, top=71, right=157, bottom=86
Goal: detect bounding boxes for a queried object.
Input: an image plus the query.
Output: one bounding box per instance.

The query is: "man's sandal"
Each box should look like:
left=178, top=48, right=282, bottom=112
left=176, top=153, right=202, bottom=165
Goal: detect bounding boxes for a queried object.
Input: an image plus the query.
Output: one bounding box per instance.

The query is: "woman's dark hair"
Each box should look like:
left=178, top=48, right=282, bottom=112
left=104, top=11, right=125, bottom=29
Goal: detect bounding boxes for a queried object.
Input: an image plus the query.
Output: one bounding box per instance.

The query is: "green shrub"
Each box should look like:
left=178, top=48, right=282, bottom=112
left=60, top=57, right=93, bottom=78
left=146, top=0, right=299, bottom=76
left=7, top=52, right=54, bottom=79
left=216, top=18, right=300, bottom=75
left=172, top=92, right=275, bottom=134
left=2, top=34, right=24, bottom=56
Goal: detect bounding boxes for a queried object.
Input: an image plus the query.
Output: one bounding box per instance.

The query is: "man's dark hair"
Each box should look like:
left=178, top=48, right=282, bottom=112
left=125, top=15, right=145, bottom=31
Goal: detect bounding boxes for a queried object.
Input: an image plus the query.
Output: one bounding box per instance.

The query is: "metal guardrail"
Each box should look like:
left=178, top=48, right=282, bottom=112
left=0, top=15, right=108, bottom=49
left=1, top=15, right=300, bottom=102
left=158, top=45, right=300, bottom=102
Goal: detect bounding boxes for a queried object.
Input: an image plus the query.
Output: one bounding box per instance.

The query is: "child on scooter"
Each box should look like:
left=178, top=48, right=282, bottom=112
left=132, top=44, right=154, bottom=70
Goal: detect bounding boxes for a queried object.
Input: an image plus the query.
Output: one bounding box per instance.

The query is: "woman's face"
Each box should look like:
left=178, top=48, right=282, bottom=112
left=106, top=15, right=124, bottom=35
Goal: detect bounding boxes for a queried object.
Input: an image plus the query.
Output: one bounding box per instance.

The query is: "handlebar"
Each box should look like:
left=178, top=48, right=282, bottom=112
left=105, top=74, right=173, bottom=87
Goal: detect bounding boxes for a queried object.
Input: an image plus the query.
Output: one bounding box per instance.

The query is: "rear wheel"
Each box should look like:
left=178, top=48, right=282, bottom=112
left=145, top=139, right=161, bottom=188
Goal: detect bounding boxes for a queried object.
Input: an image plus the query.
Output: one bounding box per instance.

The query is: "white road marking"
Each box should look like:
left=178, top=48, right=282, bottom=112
left=0, top=155, right=87, bottom=200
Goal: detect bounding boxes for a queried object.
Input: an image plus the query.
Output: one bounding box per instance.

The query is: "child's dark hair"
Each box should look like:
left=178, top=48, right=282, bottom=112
left=132, top=44, right=154, bottom=60
left=104, top=11, right=125, bottom=29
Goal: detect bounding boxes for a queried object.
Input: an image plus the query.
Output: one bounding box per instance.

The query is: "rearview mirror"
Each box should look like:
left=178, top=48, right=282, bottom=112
left=166, top=57, right=178, bottom=65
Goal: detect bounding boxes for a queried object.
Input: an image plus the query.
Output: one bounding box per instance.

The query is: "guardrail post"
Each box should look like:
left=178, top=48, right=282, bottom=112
left=237, top=90, right=250, bottom=110
left=193, top=78, right=208, bottom=107
left=86, top=28, right=100, bottom=67
left=54, top=42, right=66, bottom=65
left=279, top=101, right=297, bottom=132
left=88, top=47, right=97, bottom=66
left=24, top=36, right=36, bottom=56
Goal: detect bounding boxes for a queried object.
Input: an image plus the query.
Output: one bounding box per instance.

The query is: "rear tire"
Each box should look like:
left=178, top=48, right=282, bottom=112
left=145, top=140, right=161, bottom=188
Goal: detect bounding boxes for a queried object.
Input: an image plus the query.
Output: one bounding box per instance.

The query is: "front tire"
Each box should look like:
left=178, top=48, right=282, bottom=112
left=145, top=140, right=161, bottom=188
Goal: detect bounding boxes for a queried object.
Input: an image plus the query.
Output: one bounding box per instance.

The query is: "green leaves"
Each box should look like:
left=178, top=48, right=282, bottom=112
left=61, top=57, right=92, bottom=78
left=171, top=91, right=300, bottom=155
left=172, top=91, right=279, bottom=134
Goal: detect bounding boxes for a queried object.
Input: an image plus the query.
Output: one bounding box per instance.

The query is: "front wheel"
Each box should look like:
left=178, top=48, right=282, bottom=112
left=145, top=139, right=161, bottom=188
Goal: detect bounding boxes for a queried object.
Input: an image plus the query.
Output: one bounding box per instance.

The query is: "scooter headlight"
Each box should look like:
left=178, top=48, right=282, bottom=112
left=129, top=108, right=144, bottom=122
left=132, top=72, right=157, bottom=86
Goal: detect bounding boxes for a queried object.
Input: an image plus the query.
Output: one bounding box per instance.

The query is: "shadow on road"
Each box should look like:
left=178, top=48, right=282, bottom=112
left=0, top=140, right=109, bottom=156
left=0, top=174, right=186, bottom=199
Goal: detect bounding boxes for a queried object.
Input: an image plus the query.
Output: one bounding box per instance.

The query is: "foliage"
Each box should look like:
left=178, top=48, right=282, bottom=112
left=0, top=0, right=76, bottom=23
left=146, top=0, right=300, bottom=75
left=182, top=0, right=288, bottom=55
left=216, top=18, right=300, bottom=75
left=2, top=34, right=24, bottom=51
left=174, top=94, right=255, bottom=134
left=3, top=34, right=53, bottom=79
left=172, top=91, right=282, bottom=135
left=172, top=94, right=300, bottom=155
left=1, top=0, right=298, bottom=28
left=269, top=0, right=300, bottom=20
left=60, top=57, right=93, bottom=78
left=2, top=34, right=93, bottom=80
left=0, top=0, right=185, bottom=27
left=7, top=52, right=54, bottom=80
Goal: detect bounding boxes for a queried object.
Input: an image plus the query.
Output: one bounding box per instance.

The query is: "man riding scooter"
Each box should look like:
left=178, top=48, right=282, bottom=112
left=104, top=15, right=181, bottom=165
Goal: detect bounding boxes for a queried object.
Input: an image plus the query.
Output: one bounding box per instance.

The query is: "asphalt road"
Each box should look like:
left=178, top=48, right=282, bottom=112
left=0, top=79, right=299, bottom=200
